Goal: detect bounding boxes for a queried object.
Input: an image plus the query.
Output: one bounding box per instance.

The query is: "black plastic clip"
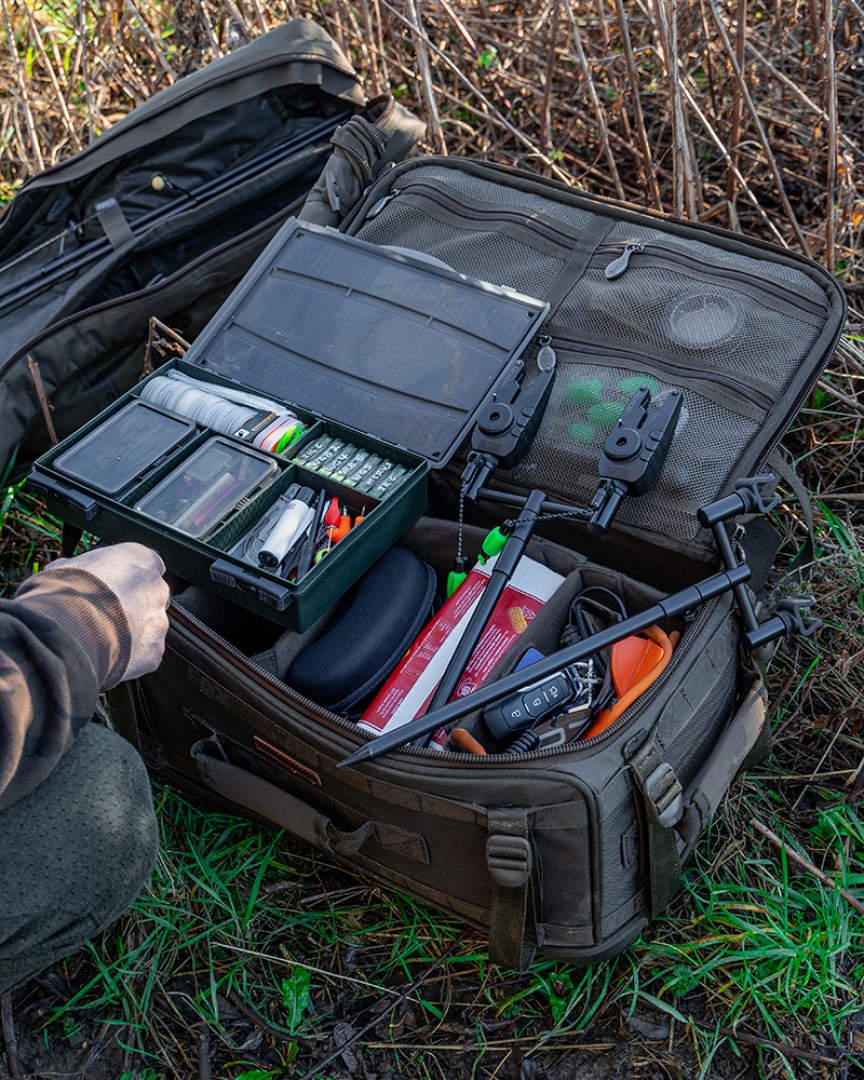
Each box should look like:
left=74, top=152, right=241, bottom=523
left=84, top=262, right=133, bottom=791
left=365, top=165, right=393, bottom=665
left=697, top=474, right=781, bottom=529
left=587, top=386, right=683, bottom=535
left=486, top=834, right=533, bottom=888
left=743, top=596, right=821, bottom=653
left=462, top=339, right=558, bottom=502
left=643, top=762, right=684, bottom=828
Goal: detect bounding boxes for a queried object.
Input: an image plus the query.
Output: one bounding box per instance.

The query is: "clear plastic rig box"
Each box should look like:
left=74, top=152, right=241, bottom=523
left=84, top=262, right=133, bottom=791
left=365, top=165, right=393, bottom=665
left=29, top=220, right=549, bottom=630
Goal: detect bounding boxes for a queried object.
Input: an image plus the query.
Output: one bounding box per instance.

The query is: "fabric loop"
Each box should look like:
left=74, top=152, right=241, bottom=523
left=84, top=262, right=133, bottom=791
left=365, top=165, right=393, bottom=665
left=486, top=807, right=536, bottom=971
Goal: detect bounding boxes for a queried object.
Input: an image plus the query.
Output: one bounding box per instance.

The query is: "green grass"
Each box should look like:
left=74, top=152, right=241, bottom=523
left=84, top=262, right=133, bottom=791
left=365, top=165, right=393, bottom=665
left=28, top=778, right=862, bottom=1076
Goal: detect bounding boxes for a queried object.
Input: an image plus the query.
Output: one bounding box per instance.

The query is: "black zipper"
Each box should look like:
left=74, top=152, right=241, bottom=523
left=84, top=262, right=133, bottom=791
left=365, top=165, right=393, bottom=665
left=357, top=179, right=579, bottom=249
left=17, top=50, right=358, bottom=185
left=358, top=179, right=578, bottom=250
left=550, top=334, right=774, bottom=412
left=169, top=592, right=703, bottom=769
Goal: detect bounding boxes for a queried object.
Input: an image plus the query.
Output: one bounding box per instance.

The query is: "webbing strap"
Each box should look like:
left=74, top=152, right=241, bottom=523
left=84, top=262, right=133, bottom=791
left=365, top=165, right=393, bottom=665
left=191, top=738, right=429, bottom=863
left=678, top=684, right=769, bottom=846
left=628, top=739, right=684, bottom=916
left=486, top=807, right=536, bottom=971
left=768, top=449, right=817, bottom=577
left=543, top=215, right=617, bottom=315
left=94, top=196, right=135, bottom=249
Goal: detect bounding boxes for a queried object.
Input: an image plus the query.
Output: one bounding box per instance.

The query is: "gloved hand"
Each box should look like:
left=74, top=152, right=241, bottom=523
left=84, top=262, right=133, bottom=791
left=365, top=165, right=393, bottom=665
left=58, top=544, right=170, bottom=681
left=14, top=542, right=170, bottom=688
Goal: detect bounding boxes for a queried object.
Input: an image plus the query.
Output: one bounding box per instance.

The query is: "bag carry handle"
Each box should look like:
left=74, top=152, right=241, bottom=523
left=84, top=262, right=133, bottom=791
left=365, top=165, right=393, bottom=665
left=191, top=737, right=429, bottom=864
left=678, top=683, right=769, bottom=847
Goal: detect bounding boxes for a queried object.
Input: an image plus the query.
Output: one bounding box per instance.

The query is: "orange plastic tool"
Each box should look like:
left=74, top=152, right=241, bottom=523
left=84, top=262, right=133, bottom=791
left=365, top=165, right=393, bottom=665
left=450, top=728, right=487, bottom=755
left=331, top=508, right=353, bottom=543
left=581, top=624, right=675, bottom=739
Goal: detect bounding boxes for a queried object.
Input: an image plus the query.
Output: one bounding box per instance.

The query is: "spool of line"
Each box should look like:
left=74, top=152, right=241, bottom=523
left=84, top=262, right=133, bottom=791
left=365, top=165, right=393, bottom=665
left=275, top=422, right=306, bottom=453
left=253, top=417, right=307, bottom=454
left=140, top=376, right=255, bottom=435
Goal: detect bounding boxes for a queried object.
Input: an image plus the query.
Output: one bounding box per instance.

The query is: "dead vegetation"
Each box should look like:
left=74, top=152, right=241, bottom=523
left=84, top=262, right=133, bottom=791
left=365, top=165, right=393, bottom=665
left=1, top=2, right=863, bottom=1078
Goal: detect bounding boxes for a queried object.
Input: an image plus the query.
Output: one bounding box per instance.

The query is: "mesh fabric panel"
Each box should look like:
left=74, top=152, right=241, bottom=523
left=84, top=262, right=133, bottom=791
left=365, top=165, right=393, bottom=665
left=557, top=266, right=821, bottom=390
left=507, top=361, right=761, bottom=541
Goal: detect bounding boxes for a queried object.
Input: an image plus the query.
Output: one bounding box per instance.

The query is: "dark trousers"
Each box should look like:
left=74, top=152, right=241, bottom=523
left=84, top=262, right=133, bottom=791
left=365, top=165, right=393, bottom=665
left=0, top=724, right=159, bottom=995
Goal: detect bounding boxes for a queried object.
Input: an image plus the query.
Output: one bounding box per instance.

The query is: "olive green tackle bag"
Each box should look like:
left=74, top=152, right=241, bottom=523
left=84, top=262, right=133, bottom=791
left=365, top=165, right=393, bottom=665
left=99, top=156, right=846, bottom=969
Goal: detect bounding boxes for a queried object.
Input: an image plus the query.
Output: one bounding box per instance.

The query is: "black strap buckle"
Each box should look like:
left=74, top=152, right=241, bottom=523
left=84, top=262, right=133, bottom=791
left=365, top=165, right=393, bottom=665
left=644, top=762, right=684, bottom=828
left=486, top=834, right=533, bottom=888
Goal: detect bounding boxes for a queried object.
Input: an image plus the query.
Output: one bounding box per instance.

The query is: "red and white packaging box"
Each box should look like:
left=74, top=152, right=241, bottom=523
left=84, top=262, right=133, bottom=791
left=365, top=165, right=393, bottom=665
left=360, top=554, right=564, bottom=746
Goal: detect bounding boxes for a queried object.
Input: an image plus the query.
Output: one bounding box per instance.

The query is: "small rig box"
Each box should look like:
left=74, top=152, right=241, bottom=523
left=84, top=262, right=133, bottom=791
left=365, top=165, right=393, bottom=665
left=29, top=220, right=549, bottom=630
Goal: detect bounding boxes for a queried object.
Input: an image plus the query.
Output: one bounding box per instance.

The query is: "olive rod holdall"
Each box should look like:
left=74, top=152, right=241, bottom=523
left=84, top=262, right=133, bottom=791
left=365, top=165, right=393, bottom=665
left=0, top=19, right=424, bottom=482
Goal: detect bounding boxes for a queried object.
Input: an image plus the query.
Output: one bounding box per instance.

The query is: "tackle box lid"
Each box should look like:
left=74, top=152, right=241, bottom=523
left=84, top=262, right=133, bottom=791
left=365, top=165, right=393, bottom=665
left=181, top=218, right=550, bottom=466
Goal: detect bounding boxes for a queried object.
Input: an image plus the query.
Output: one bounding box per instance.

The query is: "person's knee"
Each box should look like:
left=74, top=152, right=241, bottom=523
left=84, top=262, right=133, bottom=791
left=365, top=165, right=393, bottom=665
left=0, top=724, right=159, bottom=991
left=61, top=724, right=160, bottom=921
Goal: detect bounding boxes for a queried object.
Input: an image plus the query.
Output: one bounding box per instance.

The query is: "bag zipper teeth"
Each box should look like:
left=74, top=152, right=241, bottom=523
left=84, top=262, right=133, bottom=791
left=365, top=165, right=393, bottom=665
left=363, top=177, right=826, bottom=319
left=551, top=335, right=773, bottom=411
left=171, top=602, right=461, bottom=761
left=375, top=181, right=580, bottom=248
left=353, top=155, right=848, bottom=311
left=171, top=602, right=356, bottom=727
left=597, top=242, right=828, bottom=316
left=337, top=161, right=397, bottom=232
left=337, top=139, right=374, bottom=189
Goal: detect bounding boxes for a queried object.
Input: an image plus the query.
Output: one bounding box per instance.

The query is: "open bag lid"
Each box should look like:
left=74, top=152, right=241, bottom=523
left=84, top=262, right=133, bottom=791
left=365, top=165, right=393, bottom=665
left=183, top=219, right=550, bottom=465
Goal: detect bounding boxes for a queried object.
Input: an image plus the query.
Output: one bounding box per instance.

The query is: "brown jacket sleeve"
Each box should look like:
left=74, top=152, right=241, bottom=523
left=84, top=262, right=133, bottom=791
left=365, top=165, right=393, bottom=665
left=0, top=567, right=133, bottom=810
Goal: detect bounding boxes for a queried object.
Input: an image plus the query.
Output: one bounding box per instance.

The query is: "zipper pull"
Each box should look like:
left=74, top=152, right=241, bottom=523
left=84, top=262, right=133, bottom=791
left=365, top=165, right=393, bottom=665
left=365, top=189, right=400, bottom=219
left=604, top=242, right=645, bottom=280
